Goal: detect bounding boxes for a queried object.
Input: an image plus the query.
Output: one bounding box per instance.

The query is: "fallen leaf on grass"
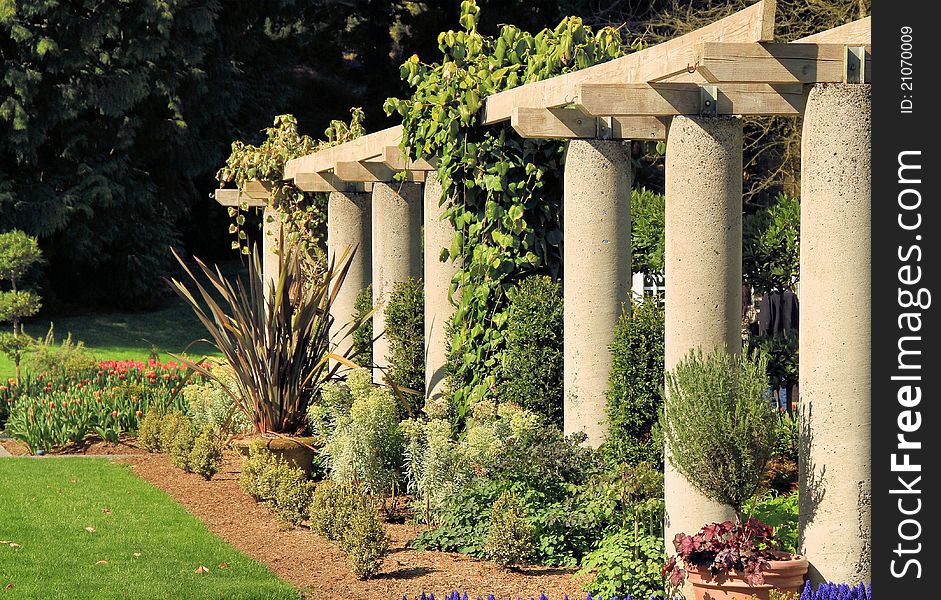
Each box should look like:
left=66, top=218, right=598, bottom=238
left=217, top=563, right=229, bottom=569
left=95, top=560, right=108, bottom=566
left=85, top=527, right=96, bottom=533
left=102, top=507, right=112, bottom=516
left=133, top=553, right=141, bottom=558
left=0, top=541, right=10, bottom=545
left=194, top=566, right=210, bottom=574
left=8, top=544, right=20, bottom=550
left=4, top=583, right=13, bottom=590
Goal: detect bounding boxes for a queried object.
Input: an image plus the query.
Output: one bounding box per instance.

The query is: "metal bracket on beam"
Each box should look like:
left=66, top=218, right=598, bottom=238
left=596, top=117, right=613, bottom=140
left=699, top=85, right=718, bottom=116
left=844, top=46, right=866, bottom=84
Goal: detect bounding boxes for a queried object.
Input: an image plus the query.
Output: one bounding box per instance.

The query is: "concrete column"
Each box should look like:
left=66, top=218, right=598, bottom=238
left=371, top=182, right=423, bottom=384
left=327, top=191, right=372, bottom=360
left=798, top=83, right=871, bottom=585
left=663, top=116, right=741, bottom=549
left=562, top=139, right=633, bottom=447
left=423, top=172, right=458, bottom=410
left=262, top=206, right=282, bottom=304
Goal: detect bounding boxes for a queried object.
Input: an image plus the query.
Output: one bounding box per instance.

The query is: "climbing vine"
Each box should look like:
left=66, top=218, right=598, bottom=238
left=216, top=110, right=366, bottom=262
left=385, top=0, right=636, bottom=427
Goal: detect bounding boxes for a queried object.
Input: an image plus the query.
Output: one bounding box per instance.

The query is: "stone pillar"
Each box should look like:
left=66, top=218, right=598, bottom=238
left=798, top=83, right=871, bottom=585
left=262, top=206, right=282, bottom=304
left=327, top=191, right=372, bottom=361
left=371, top=182, right=423, bottom=384
left=562, top=139, right=633, bottom=447
left=663, top=116, right=741, bottom=549
left=423, top=172, right=457, bottom=409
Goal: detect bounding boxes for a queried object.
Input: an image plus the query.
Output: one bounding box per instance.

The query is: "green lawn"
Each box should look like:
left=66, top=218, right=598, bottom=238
left=0, top=458, right=300, bottom=599
left=0, top=261, right=245, bottom=379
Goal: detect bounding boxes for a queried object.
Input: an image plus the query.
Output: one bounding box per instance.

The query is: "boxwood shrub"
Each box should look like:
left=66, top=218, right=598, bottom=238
left=385, top=277, right=424, bottom=401
left=497, top=275, right=564, bottom=426
left=604, top=296, right=664, bottom=467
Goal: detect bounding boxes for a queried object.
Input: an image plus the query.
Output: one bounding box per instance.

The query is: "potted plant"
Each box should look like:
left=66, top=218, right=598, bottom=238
left=170, top=241, right=366, bottom=474
left=660, top=348, right=808, bottom=600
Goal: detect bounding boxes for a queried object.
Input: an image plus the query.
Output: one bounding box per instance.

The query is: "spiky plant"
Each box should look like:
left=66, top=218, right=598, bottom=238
left=170, top=242, right=366, bottom=435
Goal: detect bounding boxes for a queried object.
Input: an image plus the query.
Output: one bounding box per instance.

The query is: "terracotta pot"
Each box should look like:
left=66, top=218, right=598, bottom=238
left=687, top=554, right=809, bottom=600
left=231, top=435, right=319, bottom=476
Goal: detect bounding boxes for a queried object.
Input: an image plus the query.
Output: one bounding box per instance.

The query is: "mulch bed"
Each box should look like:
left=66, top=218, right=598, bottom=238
left=0, top=434, right=148, bottom=457
left=123, top=452, right=588, bottom=600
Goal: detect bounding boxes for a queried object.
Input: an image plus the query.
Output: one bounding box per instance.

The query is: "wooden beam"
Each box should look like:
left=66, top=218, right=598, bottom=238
left=479, top=0, right=776, bottom=124
left=575, top=82, right=807, bottom=117
left=796, top=16, right=870, bottom=44
left=511, top=107, right=668, bottom=140
left=380, top=146, right=437, bottom=171
left=284, top=125, right=402, bottom=180
left=214, top=189, right=266, bottom=208
left=696, top=42, right=871, bottom=84
left=242, top=179, right=274, bottom=200
left=294, top=171, right=368, bottom=193
left=334, top=160, right=426, bottom=183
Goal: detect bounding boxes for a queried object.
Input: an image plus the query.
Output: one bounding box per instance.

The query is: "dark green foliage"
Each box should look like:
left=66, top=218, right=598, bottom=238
left=750, top=329, right=799, bottom=391
left=352, top=285, right=373, bottom=367
left=605, top=297, right=665, bottom=467
left=497, top=276, right=563, bottom=425
left=743, top=194, right=800, bottom=293
left=630, top=188, right=665, bottom=275
left=384, top=278, right=424, bottom=396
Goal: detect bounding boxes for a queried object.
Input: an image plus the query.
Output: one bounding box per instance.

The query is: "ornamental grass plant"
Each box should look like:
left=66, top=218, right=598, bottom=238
left=170, top=243, right=365, bottom=435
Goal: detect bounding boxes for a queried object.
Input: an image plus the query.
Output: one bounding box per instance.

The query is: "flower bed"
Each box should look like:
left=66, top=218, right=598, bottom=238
left=1, top=359, right=198, bottom=452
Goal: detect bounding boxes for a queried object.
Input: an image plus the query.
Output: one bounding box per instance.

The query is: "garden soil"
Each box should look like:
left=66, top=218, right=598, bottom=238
left=125, top=452, right=588, bottom=600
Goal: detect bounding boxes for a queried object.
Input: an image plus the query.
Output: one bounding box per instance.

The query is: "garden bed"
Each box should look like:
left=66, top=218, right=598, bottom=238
left=124, top=451, right=586, bottom=599
left=0, top=433, right=148, bottom=457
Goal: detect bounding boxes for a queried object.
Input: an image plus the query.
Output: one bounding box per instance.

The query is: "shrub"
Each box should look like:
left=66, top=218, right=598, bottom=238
left=605, top=296, right=665, bottom=467
left=484, top=491, right=535, bottom=568
left=497, top=276, right=563, bottom=426
left=138, top=409, right=163, bottom=452
left=323, top=369, right=403, bottom=496
left=631, top=187, right=666, bottom=275
left=743, top=193, right=800, bottom=294
left=240, top=442, right=272, bottom=500
left=352, top=284, right=373, bottom=366
left=22, top=326, right=97, bottom=379
left=310, top=481, right=357, bottom=541
left=413, top=405, right=601, bottom=567
left=341, top=498, right=390, bottom=579
left=168, top=417, right=196, bottom=472
left=306, top=378, right=354, bottom=441
left=309, top=481, right=388, bottom=579
left=188, top=427, right=224, bottom=480
left=577, top=531, right=666, bottom=600
left=766, top=412, right=799, bottom=494
left=661, top=348, right=775, bottom=520
left=272, top=466, right=315, bottom=525
left=183, top=365, right=250, bottom=436
left=159, top=411, right=188, bottom=456
left=384, top=277, right=424, bottom=399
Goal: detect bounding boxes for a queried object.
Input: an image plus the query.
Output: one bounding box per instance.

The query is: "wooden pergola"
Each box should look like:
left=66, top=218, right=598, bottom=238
left=215, top=0, right=872, bottom=586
